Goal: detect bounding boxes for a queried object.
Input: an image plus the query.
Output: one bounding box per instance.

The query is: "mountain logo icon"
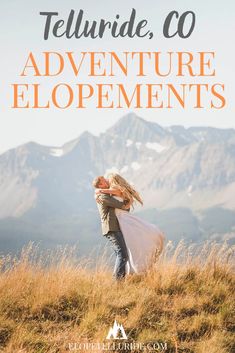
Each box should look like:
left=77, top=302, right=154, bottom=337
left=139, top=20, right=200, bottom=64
left=106, top=320, right=128, bottom=340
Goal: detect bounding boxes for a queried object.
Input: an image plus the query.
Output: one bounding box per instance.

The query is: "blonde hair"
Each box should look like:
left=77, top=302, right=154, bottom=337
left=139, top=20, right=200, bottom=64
left=108, top=173, right=143, bottom=207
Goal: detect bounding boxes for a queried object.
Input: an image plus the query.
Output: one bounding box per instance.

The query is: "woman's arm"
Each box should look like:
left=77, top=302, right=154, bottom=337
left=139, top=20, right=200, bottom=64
left=96, top=194, right=127, bottom=209
left=95, top=188, right=122, bottom=196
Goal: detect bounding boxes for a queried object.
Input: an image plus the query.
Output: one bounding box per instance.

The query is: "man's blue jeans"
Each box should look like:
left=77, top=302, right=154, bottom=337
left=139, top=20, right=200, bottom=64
left=105, top=231, right=128, bottom=280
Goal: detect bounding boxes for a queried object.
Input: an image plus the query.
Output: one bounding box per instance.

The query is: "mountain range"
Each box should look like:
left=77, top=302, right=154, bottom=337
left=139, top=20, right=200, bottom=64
left=0, top=113, right=235, bottom=255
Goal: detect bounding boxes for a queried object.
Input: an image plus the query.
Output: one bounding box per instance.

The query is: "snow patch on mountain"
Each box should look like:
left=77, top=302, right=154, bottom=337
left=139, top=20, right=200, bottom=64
left=131, top=162, right=141, bottom=170
left=126, top=139, right=133, bottom=147
left=187, top=185, right=193, bottom=197
left=120, top=165, right=129, bottom=173
left=104, top=167, right=119, bottom=177
left=50, top=148, right=64, bottom=157
left=146, top=142, right=167, bottom=153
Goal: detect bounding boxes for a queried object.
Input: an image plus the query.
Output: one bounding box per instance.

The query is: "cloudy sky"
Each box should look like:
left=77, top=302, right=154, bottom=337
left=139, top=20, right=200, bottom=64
left=0, top=0, right=234, bottom=153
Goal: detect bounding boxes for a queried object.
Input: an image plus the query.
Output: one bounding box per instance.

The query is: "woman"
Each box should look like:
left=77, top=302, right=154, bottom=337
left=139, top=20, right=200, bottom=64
left=95, top=173, right=165, bottom=274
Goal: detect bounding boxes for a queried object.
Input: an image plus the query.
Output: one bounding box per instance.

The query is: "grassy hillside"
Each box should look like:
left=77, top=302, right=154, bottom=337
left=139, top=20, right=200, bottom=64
left=0, top=242, right=234, bottom=353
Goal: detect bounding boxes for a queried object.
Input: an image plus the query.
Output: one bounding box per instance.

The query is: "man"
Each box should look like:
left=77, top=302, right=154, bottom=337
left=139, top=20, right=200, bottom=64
left=93, top=175, right=129, bottom=281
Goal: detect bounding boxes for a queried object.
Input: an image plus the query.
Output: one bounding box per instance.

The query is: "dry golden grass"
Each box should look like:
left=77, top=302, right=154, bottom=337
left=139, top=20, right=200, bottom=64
left=0, top=241, right=234, bottom=353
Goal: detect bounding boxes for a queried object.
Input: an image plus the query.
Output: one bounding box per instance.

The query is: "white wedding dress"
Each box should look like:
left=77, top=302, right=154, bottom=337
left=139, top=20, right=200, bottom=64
left=114, top=197, right=165, bottom=274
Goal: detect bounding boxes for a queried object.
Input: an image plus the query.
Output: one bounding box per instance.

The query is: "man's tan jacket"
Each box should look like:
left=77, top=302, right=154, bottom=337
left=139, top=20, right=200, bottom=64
left=96, top=194, right=126, bottom=235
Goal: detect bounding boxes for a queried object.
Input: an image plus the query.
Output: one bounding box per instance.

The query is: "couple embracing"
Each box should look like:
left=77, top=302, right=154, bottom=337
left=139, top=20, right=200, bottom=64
left=93, top=173, right=165, bottom=281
